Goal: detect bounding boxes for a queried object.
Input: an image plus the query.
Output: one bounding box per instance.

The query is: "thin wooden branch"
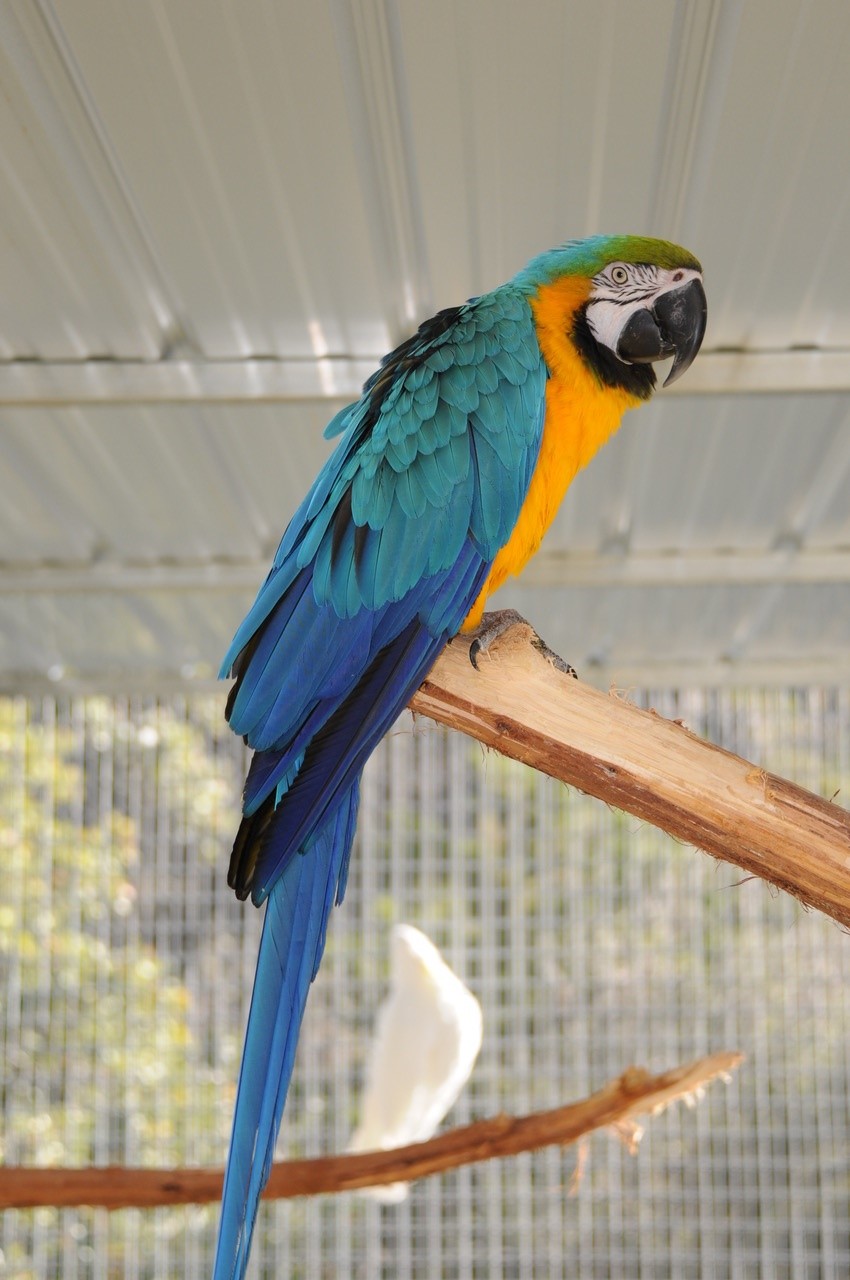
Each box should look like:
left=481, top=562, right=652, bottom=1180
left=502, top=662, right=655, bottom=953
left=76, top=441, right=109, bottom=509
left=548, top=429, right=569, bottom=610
left=409, top=627, right=850, bottom=929
left=0, top=1052, right=741, bottom=1209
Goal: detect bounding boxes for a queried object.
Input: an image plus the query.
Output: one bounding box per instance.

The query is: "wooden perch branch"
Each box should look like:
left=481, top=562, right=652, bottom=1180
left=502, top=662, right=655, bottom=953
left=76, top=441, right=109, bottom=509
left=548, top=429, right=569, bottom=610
left=0, top=1052, right=741, bottom=1209
left=409, top=626, right=850, bottom=929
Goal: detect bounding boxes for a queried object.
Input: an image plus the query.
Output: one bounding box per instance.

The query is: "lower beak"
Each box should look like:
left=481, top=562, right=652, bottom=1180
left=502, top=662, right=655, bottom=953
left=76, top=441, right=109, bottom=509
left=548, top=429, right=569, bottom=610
left=616, top=278, right=707, bottom=387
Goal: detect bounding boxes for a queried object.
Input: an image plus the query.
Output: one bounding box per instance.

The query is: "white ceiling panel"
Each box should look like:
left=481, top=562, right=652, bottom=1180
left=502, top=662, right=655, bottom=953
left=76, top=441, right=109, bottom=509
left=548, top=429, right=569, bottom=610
left=4, top=391, right=848, bottom=574
left=0, top=3, right=176, bottom=358
left=1, top=0, right=849, bottom=687
left=0, top=401, right=338, bottom=564
left=49, top=0, right=402, bottom=358
left=1, top=388, right=848, bottom=688
left=545, top=392, right=850, bottom=556
left=683, top=0, right=850, bottom=350
left=499, top=579, right=850, bottom=687
left=5, top=575, right=849, bottom=693
left=393, top=0, right=682, bottom=300
left=36, top=0, right=850, bottom=356
left=0, top=587, right=247, bottom=686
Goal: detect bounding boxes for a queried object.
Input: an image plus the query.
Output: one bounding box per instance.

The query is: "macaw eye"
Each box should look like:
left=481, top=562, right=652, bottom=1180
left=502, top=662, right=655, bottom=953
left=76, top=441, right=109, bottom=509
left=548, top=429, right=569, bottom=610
left=610, top=265, right=629, bottom=285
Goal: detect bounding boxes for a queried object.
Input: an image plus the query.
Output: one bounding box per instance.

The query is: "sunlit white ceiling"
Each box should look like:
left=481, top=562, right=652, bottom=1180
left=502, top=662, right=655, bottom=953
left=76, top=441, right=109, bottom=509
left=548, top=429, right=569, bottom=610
left=2, top=0, right=849, bottom=689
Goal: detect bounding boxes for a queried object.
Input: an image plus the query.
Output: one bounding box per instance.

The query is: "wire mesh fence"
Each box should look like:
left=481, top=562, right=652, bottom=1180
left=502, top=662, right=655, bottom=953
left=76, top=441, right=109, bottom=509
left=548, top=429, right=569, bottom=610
left=0, top=688, right=848, bottom=1278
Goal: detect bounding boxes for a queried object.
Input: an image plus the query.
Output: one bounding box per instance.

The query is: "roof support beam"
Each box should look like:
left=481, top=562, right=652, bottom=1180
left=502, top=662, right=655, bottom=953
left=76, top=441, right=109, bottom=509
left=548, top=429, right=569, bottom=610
left=2, top=546, right=850, bottom=594
left=1, top=349, right=849, bottom=406
left=519, top=547, right=850, bottom=588
left=0, top=357, right=377, bottom=406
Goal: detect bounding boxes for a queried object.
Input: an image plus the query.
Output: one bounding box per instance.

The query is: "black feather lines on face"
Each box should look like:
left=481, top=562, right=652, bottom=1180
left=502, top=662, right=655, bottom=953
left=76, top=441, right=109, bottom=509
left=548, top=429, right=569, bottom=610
left=571, top=305, right=656, bottom=400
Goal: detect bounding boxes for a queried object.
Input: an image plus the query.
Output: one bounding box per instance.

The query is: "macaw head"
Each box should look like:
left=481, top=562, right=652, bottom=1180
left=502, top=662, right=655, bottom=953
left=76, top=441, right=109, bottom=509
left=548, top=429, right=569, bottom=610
left=517, top=235, right=707, bottom=396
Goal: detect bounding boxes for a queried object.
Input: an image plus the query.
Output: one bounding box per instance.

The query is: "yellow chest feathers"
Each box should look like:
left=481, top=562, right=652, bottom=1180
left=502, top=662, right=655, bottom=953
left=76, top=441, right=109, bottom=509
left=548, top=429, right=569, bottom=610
left=462, top=276, right=642, bottom=631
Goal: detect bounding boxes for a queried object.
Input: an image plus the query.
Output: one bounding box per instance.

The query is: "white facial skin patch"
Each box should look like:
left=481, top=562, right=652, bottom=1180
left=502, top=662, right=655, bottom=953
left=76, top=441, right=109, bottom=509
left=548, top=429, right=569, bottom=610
left=586, top=264, right=703, bottom=362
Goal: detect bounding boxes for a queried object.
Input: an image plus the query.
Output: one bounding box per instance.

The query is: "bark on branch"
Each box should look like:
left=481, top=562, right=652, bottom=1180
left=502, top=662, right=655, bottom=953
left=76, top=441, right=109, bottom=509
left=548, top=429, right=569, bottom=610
left=0, top=1052, right=741, bottom=1209
left=409, top=627, right=850, bottom=929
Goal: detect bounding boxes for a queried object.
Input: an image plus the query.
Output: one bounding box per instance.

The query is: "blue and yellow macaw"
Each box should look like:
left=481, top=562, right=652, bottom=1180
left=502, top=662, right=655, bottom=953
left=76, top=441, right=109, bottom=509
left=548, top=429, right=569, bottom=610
left=213, top=235, right=706, bottom=1278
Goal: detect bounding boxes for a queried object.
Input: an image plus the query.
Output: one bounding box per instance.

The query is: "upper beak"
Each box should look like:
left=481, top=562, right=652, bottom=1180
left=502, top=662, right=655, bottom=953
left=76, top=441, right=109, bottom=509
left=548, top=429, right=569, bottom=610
left=616, top=277, right=707, bottom=387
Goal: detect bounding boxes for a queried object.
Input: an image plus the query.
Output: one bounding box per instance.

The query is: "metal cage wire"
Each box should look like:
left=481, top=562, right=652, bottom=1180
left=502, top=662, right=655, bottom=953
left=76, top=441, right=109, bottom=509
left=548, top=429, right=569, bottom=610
left=0, top=688, right=848, bottom=1279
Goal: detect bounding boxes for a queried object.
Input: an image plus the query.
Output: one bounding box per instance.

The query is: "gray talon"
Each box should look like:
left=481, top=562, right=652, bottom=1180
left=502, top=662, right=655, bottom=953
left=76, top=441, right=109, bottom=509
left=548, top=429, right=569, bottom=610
left=467, top=609, right=576, bottom=677
left=467, top=609, right=524, bottom=668
left=531, top=634, right=577, bottom=678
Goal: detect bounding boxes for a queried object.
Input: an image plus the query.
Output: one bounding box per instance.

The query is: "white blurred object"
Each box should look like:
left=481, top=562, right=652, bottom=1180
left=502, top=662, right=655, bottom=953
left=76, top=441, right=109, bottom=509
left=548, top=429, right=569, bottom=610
left=348, top=923, right=483, bottom=1203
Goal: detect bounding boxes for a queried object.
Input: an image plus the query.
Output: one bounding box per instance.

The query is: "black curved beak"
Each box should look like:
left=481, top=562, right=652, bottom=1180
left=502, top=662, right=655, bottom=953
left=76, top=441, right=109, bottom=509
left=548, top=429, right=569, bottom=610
left=616, top=277, right=707, bottom=388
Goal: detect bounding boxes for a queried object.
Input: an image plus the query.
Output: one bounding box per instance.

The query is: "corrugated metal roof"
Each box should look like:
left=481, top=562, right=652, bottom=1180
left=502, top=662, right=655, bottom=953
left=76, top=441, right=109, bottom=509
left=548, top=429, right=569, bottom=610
left=1, top=0, right=849, bottom=688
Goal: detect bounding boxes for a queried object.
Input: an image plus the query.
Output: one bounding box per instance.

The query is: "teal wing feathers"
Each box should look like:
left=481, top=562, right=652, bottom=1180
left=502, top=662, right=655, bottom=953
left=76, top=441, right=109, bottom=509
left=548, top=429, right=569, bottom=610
left=225, top=292, right=542, bottom=638
left=213, top=283, right=548, bottom=1280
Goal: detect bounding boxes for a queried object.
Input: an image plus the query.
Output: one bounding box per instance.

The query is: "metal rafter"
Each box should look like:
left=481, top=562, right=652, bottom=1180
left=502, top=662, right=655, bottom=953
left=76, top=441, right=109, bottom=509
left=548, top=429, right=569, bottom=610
left=1, top=350, right=849, bottom=405
left=2, top=546, right=849, bottom=594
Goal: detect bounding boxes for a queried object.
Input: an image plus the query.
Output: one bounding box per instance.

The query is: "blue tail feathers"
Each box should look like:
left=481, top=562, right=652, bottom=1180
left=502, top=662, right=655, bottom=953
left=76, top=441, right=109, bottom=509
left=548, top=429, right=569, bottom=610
left=212, top=784, right=360, bottom=1280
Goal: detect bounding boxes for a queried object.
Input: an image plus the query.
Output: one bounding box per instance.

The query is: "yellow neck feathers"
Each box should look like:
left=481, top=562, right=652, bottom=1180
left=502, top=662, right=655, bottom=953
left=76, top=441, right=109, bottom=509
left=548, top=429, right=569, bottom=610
left=462, top=276, right=642, bottom=631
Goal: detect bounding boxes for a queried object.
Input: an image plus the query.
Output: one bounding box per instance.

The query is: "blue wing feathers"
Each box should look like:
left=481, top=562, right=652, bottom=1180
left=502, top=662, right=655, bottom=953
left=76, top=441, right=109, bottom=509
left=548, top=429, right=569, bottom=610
left=231, top=543, right=489, bottom=903
left=214, top=285, right=547, bottom=1279
left=242, top=626, right=441, bottom=904
left=225, top=290, right=545, bottom=805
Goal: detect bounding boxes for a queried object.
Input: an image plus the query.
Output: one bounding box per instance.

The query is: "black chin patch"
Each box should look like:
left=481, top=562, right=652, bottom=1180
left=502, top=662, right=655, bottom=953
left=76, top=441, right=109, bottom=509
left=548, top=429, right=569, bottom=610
left=571, top=307, right=656, bottom=400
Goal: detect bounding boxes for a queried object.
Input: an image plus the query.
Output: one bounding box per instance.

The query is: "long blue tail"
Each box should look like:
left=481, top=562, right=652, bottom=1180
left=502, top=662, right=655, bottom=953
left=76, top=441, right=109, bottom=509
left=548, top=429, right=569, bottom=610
left=212, top=783, right=360, bottom=1280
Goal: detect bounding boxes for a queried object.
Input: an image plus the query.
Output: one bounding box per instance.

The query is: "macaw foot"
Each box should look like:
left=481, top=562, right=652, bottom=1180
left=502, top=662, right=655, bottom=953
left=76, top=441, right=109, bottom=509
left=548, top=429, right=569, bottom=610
left=466, top=609, right=577, bottom=678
